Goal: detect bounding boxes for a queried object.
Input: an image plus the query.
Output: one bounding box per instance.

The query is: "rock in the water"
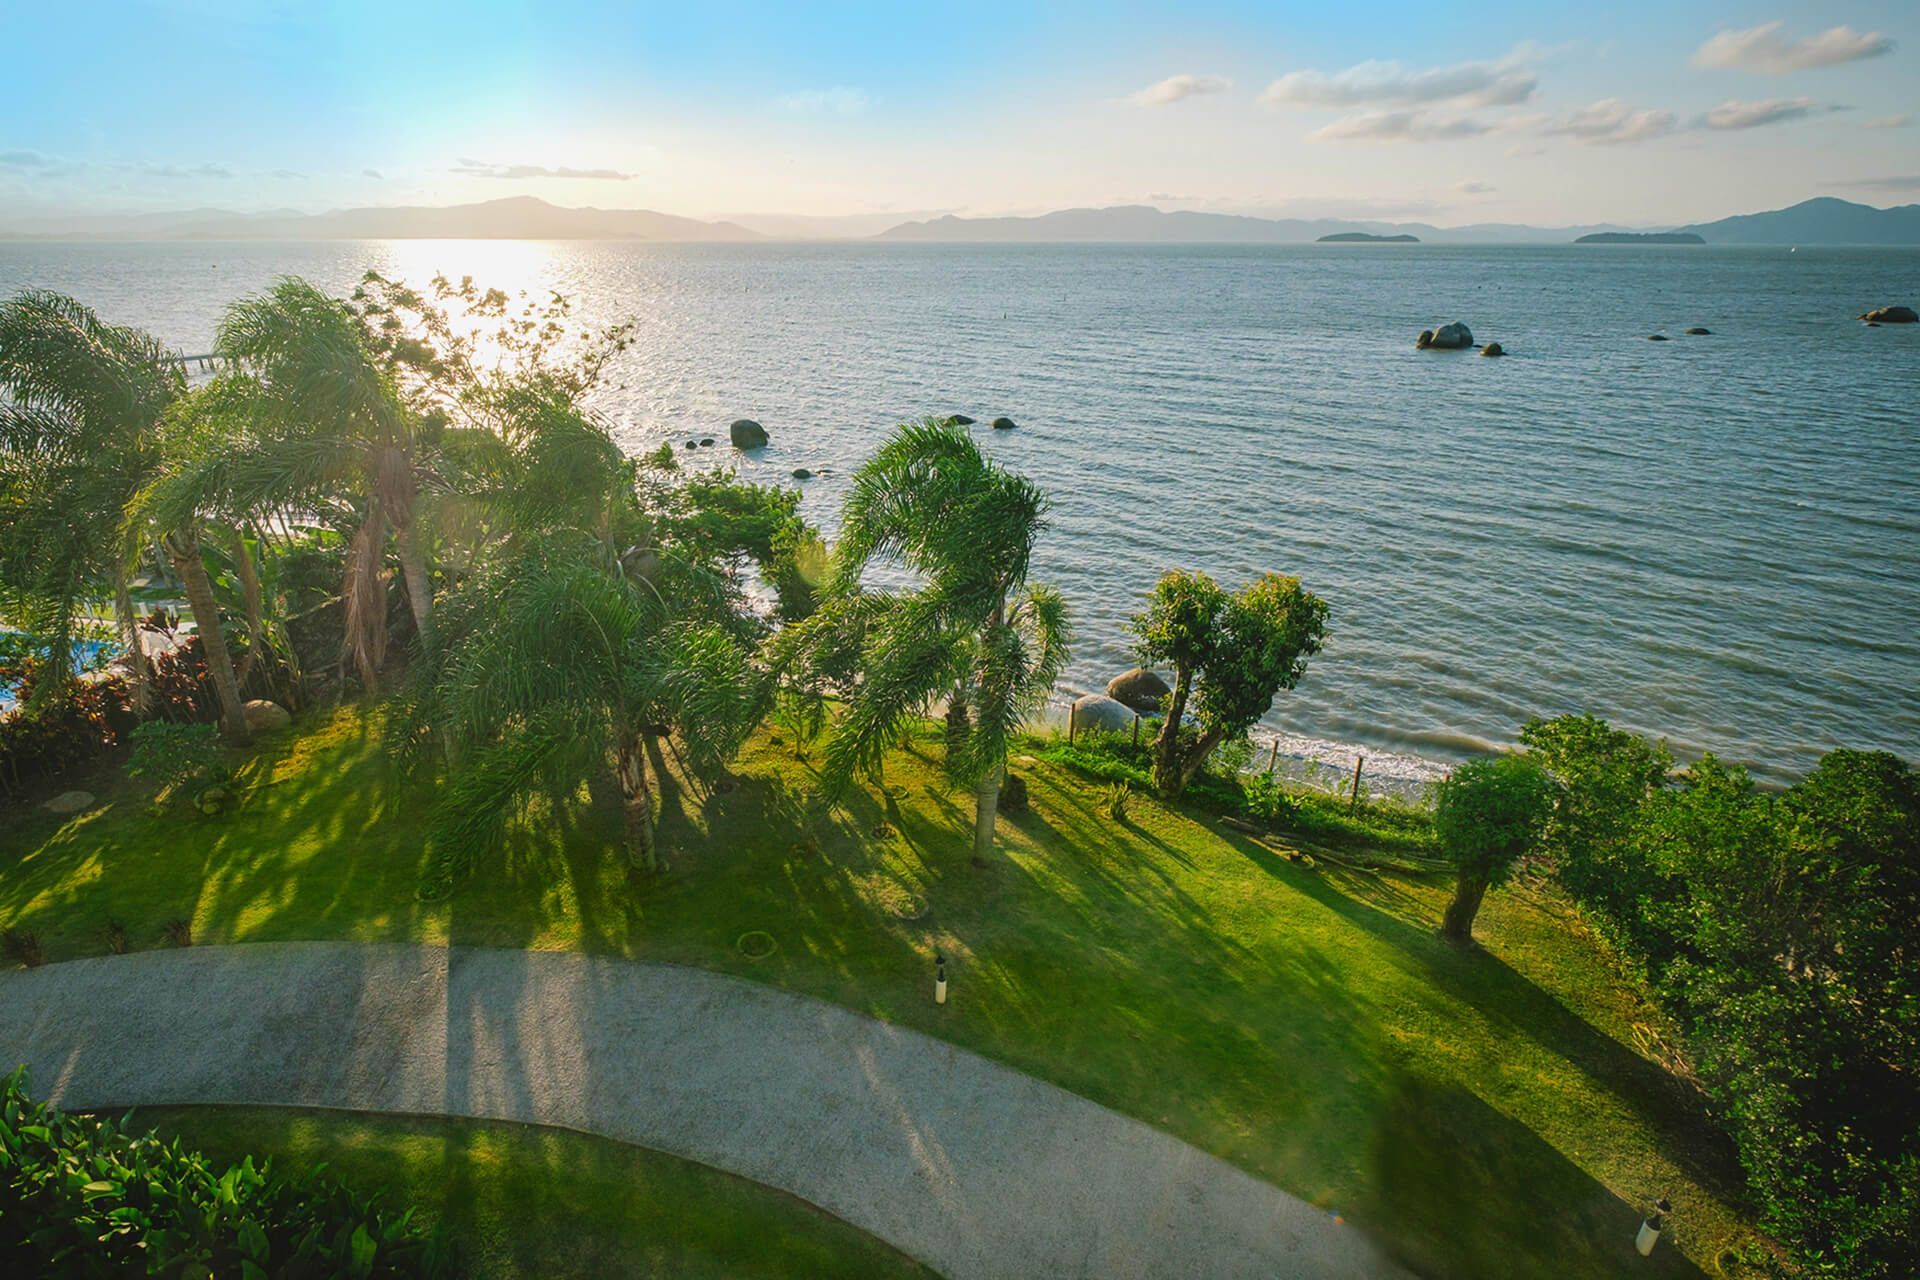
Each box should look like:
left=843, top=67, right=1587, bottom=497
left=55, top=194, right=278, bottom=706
left=683, top=440, right=697, bottom=450
left=700, top=437, right=715, bottom=447
left=243, top=699, right=291, bottom=732
left=729, top=418, right=769, bottom=449
left=941, top=414, right=976, bottom=427
left=791, top=468, right=813, bottom=480
left=1684, top=327, right=1711, bottom=336
left=1861, top=305, right=1917, bottom=324
left=1105, top=667, right=1171, bottom=714
left=1480, top=342, right=1504, bottom=357
left=1415, top=329, right=1434, bottom=350
left=991, top=416, right=1017, bottom=430
left=1648, top=334, right=1670, bottom=342
left=1427, top=322, right=1472, bottom=350
left=42, top=790, right=95, bottom=815
left=1070, top=694, right=1137, bottom=735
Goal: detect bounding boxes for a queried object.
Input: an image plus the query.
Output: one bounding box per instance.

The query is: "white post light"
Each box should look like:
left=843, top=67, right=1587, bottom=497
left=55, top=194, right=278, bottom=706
left=934, top=953, right=948, bottom=1005
left=1636, top=1197, right=1670, bottom=1257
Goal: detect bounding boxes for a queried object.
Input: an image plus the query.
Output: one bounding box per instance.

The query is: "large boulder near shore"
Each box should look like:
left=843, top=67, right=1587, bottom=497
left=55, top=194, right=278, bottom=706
left=1861, top=305, right=1917, bottom=324
left=1106, top=667, right=1171, bottom=714
left=42, top=790, right=95, bottom=815
left=729, top=418, right=769, bottom=449
left=1426, top=322, right=1472, bottom=350
left=243, top=700, right=291, bottom=733
left=1070, top=694, right=1137, bottom=735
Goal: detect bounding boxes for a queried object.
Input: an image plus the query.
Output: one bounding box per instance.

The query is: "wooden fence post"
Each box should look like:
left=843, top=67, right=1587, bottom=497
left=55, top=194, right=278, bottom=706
left=1267, top=739, right=1280, bottom=773
left=1068, top=702, right=1076, bottom=745
left=1349, top=756, right=1365, bottom=813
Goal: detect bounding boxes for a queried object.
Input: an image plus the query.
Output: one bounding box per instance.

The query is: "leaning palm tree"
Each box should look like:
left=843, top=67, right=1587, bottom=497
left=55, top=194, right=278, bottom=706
left=407, top=540, right=766, bottom=877
left=0, top=291, right=181, bottom=713
left=785, top=420, right=1070, bottom=863
left=212, top=278, right=426, bottom=690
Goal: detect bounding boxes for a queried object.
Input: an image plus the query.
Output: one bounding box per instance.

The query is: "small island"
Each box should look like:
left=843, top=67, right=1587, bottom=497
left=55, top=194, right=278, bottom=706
left=1574, top=232, right=1705, bottom=245
left=1317, top=232, right=1419, bottom=243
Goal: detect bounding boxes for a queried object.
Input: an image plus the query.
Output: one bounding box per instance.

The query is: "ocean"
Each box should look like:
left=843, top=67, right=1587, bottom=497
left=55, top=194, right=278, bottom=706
left=3, top=239, right=1915, bottom=786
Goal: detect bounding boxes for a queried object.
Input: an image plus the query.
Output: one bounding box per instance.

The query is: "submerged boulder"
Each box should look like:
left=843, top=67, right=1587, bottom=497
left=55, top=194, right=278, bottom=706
left=1427, top=322, right=1472, bottom=350
left=243, top=699, right=291, bottom=732
left=1684, top=327, right=1711, bottom=336
left=729, top=418, right=769, bottom=449
left=1861, top=305, right=1917, bottom=324
left=1648, top=334, right=1670, bottom=342
left=791, top=468, right=813, bottom=480
left=1070, top=694, right=1137, bottom=735
left=1480, top=342, right=1505, bottom=357
left=941, top=414, right=976, bottom=427
left=1106, top=667, right=1171, bottom=714
left=991, top=416, right=1017, bottom=430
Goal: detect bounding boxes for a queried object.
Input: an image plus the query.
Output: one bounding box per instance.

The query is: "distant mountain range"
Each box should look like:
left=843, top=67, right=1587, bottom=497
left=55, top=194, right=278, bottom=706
left=1, top=194, right=1915, bottom=246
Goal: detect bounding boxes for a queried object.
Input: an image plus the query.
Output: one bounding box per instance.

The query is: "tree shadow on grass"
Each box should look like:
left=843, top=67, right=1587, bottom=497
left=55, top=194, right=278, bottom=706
left=1363, top=1075, right=1711, bottom=1280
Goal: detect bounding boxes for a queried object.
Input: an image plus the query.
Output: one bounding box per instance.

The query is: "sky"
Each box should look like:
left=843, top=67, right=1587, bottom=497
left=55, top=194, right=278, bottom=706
left=2, top=0, right=1917, bottom=227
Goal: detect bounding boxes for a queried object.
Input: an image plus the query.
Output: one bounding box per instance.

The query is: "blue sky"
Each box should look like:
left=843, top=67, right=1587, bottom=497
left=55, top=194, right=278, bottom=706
left=2, top=1, right=1916, bottom=225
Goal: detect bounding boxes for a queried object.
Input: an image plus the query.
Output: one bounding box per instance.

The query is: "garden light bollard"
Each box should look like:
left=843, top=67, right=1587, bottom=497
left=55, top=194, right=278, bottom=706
left=934, top=953, right=948, bottom=1005
left=1636, top=1197, right=1670, bottom=1257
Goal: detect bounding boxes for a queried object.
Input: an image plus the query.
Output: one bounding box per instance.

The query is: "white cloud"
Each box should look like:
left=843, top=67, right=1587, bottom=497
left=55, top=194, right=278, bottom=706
left=1837, top=175, right=1920, bottom=193
left=1863, top=114, right=1911, bottom=130
left=774, top=87, right=871, bottom=115
left=1131, top=74, right=1232, bottom=107
left=451, top=158, right=634, bottom=180
left=362, top=167, right=384, bottom=179
left=141, top=162, right=233, bottom=179
left=1545, top=99, right=1677, bottom=146
left=1311, top=111, right=1490, bottom=143
left=1693, top=22, right=1893, bottom=74
left=1454, top=180, right=1496, bottom=195
left=1701, top=98, right=1823, bottom=131
left=1263, top=57, right=1537, bottom=111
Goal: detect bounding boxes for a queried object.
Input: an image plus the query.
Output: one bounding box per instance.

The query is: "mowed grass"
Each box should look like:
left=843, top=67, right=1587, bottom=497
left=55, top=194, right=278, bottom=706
left=135, top=1106, right=934, bottom=1279
left=0, top=704, right=1764, bottom=1279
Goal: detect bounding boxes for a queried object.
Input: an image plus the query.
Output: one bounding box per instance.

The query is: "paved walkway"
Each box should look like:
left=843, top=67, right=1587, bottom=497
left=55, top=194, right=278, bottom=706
left=0, top=943, right=1406, bottom=1279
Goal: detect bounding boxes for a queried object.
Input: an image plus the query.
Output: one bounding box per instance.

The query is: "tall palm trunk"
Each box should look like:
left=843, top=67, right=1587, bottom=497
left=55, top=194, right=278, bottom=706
left=972, top=765, right=1003, bottom=863
left=394, top=517, right=432, bottom=637
left=112, top=562, right=153, bottom=716
left=165, top=527, right=250, bottom=742
left=228, top=526, right=265, bottom=686
left=615, top=731, right=659, bottom=872
left=340, top=507, right=388, bottom=691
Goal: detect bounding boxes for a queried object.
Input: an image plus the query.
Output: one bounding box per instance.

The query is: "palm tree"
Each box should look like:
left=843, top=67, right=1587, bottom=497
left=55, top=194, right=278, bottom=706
left=212, top=278, right=426, bottom=690
left=409, top=539, right=765, bottom=876
left=788, top=420, right=1069, bottom=864
left=0, top=291, right=181, bottom=713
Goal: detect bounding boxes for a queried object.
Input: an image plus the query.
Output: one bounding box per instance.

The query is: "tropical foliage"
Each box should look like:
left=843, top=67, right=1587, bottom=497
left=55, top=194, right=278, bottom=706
left=0, top=1068, right=449, bottom=1278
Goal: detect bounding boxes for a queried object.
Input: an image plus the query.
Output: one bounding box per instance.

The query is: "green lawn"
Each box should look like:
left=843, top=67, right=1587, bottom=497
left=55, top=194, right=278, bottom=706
left=0, top=704, right=1767, bottom=1278
left=135, top=1106, right=933, bottom=1279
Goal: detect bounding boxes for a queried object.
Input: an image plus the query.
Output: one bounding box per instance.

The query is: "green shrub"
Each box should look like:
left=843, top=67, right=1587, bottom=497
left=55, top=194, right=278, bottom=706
left=126, top=720, right=228, bottom=797
left=0, top=1067, right=450, bottom=1277
left=1243, top=772, right=1299, bottom=824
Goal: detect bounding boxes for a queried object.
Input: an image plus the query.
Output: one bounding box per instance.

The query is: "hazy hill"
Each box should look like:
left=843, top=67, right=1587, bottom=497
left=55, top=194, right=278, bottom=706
left=0, top=196, right=760, bottom=242
left=873, top=204, right=1634, bottom=244
left=1677, top=197, right=1920, bottom=245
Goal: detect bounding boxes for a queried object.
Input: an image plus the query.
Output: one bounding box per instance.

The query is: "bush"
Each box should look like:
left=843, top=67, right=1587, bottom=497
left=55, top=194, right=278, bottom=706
left=0, top=1068, right=450, bottom=1277
left=125, top=721, right=228, bottom=797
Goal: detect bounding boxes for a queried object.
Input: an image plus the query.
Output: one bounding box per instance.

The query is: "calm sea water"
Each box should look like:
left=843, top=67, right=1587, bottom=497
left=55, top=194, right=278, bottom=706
left=3, top=239, right=1916, bottom=785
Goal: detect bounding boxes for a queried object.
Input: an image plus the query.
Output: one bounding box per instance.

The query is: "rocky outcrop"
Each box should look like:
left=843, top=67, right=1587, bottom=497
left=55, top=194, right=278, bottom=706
left=1480, top=342, right=1504, bottom=357
left=1415, top=330, right=1434, bottom=350
left=1426, top=322, right=1472, bottom=350
left=1861, top=305, right=1917, bottom=324
left=991, top=417, right=1017, bottom=430
left=1105, top=668, right=1170, bottom=714
left=1070, top=694, right=1137, bottom=735
left=243, top=700, right=292, bottom=732
left=729, top=419, right=769, bottom=449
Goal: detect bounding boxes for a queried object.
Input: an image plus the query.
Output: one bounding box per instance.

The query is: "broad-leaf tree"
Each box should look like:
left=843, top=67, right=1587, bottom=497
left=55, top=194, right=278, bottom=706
left=1130, top=569, right=1327, bottom=797
left=784, top=421, right=1069, bottom=864
left=0, top=291, right=181, bottom=713
left=1431, top=753, right=1556, bottom=943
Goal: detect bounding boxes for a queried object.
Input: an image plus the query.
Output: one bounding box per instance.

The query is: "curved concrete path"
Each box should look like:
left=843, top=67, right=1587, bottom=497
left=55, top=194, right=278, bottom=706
left=0, top=943, right=1405, bottom=1279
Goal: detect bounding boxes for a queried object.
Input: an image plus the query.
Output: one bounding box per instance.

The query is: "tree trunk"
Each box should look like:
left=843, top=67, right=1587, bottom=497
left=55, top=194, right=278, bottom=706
left=340, top=511, right=388, bottom=691
left=1441, top=871, right=1490, bottom=944
left=394, top=517, right=432, bottom=638
left=972, top=766, right=1003, bottom=864
left=166, top=528, right=250, bottom=743
left=1151, top=663, right=1197, bottom=796
left=1172, top=726, right=1229, bottom=795
left=944, top=693, right=971, bottom=770
left=616, top=732, right=658, bottom=872
left=228, top=526, right=265, bottom=686
left=112, top=562, right=153, bottom=717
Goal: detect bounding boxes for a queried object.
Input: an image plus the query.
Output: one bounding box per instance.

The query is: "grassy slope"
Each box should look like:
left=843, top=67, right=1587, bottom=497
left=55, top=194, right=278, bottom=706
left=0, top=705, right=1761, bottom=1279
left=136, top=1106, right=933, bottom=1279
